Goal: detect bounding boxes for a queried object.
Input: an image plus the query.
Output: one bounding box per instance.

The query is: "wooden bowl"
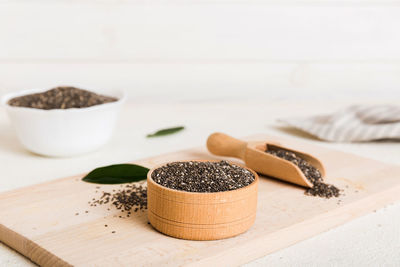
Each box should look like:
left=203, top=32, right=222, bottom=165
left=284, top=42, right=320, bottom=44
left=147, top=160, right=259, bottom=240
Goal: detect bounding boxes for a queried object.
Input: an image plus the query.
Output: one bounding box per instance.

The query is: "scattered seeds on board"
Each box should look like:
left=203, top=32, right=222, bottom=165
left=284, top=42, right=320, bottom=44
left=8, top=86, right=117, bottom=110
left=87, top=181, right=147, bottom=218
left=151, top=160, right=255, bottom=193
left=266, top=148, right=341, bottom=199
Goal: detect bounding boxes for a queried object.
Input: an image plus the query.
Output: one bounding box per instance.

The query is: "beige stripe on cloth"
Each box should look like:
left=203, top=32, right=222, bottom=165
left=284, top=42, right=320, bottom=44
left=280, top=105, right=400, bottom=142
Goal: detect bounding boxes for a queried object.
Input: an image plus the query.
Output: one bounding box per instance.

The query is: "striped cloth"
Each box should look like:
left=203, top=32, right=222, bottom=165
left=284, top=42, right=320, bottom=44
left=280, top=105, right=400, bottom=142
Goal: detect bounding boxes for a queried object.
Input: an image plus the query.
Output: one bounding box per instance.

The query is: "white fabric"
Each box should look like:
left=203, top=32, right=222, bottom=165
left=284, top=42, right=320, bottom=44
left=281, top=105, right=400, bottom=142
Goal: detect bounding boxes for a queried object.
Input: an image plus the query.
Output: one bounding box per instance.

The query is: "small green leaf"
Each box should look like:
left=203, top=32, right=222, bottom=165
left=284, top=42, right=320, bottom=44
left=82, top=164, right=149, bottom=184
left=147, top=126, right=185, bottom=138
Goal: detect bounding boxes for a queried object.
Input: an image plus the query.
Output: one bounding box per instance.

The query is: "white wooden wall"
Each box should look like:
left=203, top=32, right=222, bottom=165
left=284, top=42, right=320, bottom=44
left=1, top=1, right=400, bottom=100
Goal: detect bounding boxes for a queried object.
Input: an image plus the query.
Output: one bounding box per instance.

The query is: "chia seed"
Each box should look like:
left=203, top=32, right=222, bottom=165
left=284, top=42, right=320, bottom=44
left=8, top=86, right=117, bottom=110
left=266, top=148, right=340, bottom=199
left=151, top=160, right=255, bottom=193
left=89, top=182, right=147, bottom=216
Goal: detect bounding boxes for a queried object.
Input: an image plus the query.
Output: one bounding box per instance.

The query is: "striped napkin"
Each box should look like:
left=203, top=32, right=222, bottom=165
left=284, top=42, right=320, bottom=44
left=280, top=105, right=400, bottom=142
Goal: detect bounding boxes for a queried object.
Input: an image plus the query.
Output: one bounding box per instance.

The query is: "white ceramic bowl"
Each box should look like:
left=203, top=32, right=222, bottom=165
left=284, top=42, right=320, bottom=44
left=1, top=88, right=125, bottom=157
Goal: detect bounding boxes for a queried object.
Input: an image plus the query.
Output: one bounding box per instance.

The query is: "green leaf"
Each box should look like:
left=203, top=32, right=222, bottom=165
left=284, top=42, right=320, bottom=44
left=146, top=126, right=185, bottom=138
left=82, top=164, right=149, bottom=184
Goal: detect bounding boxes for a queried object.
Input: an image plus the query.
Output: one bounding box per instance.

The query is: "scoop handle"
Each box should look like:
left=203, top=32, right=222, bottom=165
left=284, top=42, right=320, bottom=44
left=207, top=132, right=248, bottom=160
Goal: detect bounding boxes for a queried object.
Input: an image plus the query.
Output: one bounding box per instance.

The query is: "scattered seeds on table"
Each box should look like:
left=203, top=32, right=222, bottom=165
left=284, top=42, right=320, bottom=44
left=266, top=148, right=341, bottom=199
left=151, top=160, right=255, bottom=193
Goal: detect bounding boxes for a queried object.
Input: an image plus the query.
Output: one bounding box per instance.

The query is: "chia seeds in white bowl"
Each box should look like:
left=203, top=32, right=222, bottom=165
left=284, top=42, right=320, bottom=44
left=2, top=86, right=125, bottom=157
left=8, top=86, right=118, bottom=110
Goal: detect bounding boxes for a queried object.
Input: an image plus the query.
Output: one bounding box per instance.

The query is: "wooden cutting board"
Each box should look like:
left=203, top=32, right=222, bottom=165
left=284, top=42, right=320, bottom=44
left=1, top=134, right=400, bottom=267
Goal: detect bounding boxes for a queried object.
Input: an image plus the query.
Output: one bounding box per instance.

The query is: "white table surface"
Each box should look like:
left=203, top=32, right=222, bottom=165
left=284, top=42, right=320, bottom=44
left=1, top=97, right=400, bottom=267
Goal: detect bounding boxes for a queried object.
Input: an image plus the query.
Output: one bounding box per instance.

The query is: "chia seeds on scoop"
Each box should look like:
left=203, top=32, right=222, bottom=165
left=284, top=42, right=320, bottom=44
left=8, top=86, right=117, bottom=110
left=151, top=161, right=255, bottom=193
left=266, top=148, right=340, bottom=199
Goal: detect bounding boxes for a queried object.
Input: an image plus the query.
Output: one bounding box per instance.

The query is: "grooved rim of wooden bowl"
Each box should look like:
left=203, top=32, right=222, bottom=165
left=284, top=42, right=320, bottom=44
left=147, top=159, right=259, bottom=196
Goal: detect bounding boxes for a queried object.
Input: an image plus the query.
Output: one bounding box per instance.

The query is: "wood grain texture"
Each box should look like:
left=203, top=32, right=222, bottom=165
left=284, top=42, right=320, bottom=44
left=1, top=63, right=400, bottom=101
left=1, top=134, right=400, bottom=266
left=1, top=4, right=400, bottom=61
left=147, top=160, right=259, bottom=240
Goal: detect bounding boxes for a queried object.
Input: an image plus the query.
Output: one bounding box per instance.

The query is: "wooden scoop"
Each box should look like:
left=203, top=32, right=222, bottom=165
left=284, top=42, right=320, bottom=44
left=206, top=132, right=326, bottom=188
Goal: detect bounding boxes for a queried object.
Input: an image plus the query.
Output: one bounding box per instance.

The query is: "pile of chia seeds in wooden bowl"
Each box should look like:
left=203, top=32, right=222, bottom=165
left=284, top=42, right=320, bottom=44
left=8, top=86, right=117, bottom=110
left=266, top=148, right=341, bottom=198
left=151, top=161, right=255, bottom=193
